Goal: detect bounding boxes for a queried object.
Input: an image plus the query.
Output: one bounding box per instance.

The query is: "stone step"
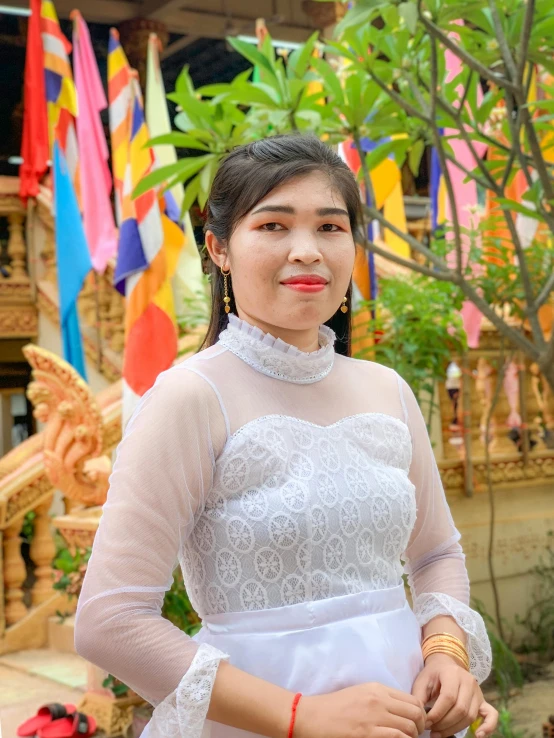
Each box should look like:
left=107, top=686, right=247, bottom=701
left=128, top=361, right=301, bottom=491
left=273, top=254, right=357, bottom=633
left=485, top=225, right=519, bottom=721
left=47, top=615, right=76, bottom=654
left=0, top=648, right=87, bottom=691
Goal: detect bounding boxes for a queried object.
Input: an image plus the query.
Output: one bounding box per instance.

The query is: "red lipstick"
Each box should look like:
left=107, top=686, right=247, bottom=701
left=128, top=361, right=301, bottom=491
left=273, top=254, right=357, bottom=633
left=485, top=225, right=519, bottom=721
left=281, top=274, right=328, bottom=293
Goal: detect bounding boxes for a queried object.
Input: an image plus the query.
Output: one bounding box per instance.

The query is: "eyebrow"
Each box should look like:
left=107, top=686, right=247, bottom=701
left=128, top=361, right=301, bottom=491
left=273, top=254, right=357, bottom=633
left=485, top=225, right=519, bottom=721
left=250, top=205, right=350, bottom=218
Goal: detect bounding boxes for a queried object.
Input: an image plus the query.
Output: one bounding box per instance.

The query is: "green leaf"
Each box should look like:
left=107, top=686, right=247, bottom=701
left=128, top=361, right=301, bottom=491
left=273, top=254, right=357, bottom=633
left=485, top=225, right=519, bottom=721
left=496, top=198, right=542, bottom=221
left=364, top=140, right=398, bottom=172
left=408, top=139, right=425, bottom=176
left=398, top=2, right=417, bottom=34
left=287, top=31, right=319, bottom=80
left=132, top=155, right=212, bottom=199
left=198, top=157, right=218, bottom=210
left=227, top=37, right=276, bottom=77
left=147, top=133, right=211, bottom=151
left=224, top=84, right=280, bottom=108
left=195, top=83, right=234, bottom=98
left=175, top=66, right=195, bottom=97
left=180, top=174, right=201, bottom=219
left=311, top=57, right=344, bottom=105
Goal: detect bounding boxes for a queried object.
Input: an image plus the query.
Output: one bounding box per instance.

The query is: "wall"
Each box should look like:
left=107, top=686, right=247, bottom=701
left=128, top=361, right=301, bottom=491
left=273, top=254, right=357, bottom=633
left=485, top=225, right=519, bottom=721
left=449, top=480, right=554, bottom=640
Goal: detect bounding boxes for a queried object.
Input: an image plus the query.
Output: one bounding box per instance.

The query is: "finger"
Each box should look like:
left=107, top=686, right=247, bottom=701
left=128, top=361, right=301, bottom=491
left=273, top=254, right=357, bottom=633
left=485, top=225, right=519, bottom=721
left=373, top=728, right=414, bottom=738
left=433, top=693, right=482, bottom=738
left=387, top=698, right=426, bottom=735
left=384, top=713, right=419, bottom=738
left=411, top=671, right=432, bottom=706
left=430, top=676, right=476, bottom=732
left=425, top=678, right=460, bottom=727
left=386, top=686, right=425, bottom=710
left=475, top=702, right=499, bottom=738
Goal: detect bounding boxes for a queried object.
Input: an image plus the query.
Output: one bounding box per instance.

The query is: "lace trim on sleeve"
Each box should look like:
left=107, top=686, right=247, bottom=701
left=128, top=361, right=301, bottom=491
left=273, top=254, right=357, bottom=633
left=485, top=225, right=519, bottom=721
left=146, top=643, right=229, bottom=738
left=412, top=592, right=492, bottom=684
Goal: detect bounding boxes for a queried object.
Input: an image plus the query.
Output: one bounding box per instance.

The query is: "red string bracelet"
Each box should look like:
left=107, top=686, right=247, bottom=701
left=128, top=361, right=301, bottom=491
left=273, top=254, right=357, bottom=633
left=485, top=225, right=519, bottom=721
left=288, top=693, right=302, bottom=738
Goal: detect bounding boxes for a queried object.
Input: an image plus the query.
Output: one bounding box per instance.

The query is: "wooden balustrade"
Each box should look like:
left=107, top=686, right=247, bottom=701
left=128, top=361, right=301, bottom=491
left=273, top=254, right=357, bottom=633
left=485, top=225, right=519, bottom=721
left=0, top=179, right=37, bottom=339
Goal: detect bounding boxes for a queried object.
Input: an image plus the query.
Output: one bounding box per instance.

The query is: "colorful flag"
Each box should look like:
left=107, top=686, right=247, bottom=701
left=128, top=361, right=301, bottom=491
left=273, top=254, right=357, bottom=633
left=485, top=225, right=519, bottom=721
left=72, top=10, right=117, bottom=273
left=40, top=0, right=89, bottom=376
left=19, top=0, right=49, bottom=204
left=108, top=29, right=179, bottom=423
left=40, top=0, right=80, bottom=200
left=52, top=141, right=92, bottom=379
left=145, top=33, right=205, bottom=321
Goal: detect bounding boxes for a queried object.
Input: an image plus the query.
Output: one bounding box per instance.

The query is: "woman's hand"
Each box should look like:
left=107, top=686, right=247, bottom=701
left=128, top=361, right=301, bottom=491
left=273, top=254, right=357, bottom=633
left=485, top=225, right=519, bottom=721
left=295, top=682, right=426, bottom=738
left=411, top=654, right=498, bottom=737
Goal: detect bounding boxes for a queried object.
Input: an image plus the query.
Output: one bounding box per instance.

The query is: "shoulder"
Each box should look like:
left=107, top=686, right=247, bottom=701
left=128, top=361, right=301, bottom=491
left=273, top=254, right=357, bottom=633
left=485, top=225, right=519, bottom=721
left=133, top=355, right=224, bottom=422
left=336, top=354, right=401, bottom=388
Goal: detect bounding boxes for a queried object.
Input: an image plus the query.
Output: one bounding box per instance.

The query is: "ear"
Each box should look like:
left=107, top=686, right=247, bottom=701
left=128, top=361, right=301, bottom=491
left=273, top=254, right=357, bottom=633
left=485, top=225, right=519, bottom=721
left=205, top=230, right=229, bottom=270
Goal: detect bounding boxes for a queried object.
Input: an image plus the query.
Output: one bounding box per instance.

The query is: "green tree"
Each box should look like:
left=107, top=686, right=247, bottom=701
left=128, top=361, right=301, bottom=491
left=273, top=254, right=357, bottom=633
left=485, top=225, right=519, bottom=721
left=135, top=1, right=554, bottom=390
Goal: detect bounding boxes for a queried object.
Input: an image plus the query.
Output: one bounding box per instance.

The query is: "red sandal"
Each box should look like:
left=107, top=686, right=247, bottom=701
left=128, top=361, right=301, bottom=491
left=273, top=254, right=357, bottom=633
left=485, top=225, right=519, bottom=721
left=17, top=704, right=77, bottom=737
left=38, top=712, right=96, bottom=738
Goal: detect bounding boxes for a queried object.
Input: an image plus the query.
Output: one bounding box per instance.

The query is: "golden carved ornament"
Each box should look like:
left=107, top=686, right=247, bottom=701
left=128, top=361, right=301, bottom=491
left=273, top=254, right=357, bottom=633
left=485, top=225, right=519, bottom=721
left=23, top=345, right=111, bottom=507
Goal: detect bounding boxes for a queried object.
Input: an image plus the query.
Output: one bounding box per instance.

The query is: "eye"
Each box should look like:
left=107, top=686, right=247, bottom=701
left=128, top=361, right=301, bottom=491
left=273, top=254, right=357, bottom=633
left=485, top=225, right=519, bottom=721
left=319, top=223, right=342, bottom=232
left=260, top=222, right=285, bottom=231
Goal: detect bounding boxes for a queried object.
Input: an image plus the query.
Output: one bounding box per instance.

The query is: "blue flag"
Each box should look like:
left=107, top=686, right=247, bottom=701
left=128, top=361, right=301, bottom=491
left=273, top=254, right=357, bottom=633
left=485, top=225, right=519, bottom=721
left=52, top=141, right=92, bottom=379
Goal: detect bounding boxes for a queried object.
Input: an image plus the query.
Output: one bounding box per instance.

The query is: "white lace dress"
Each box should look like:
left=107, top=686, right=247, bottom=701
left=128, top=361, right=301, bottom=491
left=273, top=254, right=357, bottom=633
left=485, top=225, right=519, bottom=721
left=75, top=315, right=491, bottom=738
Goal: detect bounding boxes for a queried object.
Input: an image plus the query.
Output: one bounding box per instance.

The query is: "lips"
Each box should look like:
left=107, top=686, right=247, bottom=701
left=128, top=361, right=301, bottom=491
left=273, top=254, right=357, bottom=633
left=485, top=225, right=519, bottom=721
left=281, top=274, right=329, bottom=286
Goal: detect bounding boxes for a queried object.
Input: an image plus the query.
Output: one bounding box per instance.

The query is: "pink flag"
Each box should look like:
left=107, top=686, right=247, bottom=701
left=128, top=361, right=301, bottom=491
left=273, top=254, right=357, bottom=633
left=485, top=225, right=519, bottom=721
left=444, top=27, right=488, bottom=347
left=72, top=10, right=117, bottom=273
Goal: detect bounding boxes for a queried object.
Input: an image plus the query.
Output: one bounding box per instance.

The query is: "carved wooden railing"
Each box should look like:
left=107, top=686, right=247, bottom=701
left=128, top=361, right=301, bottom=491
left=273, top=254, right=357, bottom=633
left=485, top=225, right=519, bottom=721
left=438, top=323, right=554, bottom=494
left=0, top=177, right=37, bottom=340
left=0, top=331, right=203, bottom=655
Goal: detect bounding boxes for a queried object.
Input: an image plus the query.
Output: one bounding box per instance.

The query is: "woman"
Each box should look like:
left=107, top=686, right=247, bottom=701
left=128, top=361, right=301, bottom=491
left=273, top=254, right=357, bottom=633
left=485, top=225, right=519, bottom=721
left=75, top=135, right=497, bottom=738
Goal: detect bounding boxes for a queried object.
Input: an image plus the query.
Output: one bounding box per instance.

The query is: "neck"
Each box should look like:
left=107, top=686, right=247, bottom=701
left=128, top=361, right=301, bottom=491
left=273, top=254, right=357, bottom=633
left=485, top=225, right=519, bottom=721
left=235, top=309, right=321, bottom=352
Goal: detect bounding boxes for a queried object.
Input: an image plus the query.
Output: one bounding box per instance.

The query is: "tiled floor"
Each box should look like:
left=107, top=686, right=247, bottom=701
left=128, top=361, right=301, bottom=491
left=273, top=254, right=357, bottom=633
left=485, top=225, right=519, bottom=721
left=0, top=651, right=87, bottom=738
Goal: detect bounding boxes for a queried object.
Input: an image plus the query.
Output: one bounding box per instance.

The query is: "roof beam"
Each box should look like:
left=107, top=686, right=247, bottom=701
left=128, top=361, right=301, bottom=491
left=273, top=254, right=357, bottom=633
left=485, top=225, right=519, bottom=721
left=161, top=10, right=313, bottom=42
left=161, top=34, right=200, bottom=60
left=141, top=0, right=184, bottom=20
left=4, top=0, right=313, bottom=41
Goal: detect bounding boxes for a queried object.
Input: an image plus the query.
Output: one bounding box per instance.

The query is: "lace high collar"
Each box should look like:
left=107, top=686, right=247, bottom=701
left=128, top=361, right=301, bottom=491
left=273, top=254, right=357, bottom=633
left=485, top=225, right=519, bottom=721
left=218, top=314, right=336, bottom=384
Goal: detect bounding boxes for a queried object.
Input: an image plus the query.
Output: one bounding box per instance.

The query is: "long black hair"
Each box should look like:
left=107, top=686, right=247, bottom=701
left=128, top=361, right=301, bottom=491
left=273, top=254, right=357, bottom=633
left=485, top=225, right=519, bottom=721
left=201, top=134, right=362, bottom=356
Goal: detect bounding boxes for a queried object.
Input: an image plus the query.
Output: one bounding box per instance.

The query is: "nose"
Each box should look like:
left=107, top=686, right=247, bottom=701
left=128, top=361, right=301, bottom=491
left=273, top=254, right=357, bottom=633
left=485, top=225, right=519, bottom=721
left=287, top=231, right=323, bottom=264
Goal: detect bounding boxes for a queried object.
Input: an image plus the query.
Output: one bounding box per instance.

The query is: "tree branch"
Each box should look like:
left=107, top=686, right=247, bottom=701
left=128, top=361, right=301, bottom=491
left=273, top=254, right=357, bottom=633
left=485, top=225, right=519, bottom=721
left=416, top=73, right=501, bottom=193
left=516, top=0, right=535, bottom=87
left=363, top=238, right=453, bottom=280
left=497, top=204, right=546, bottom=346
left=418, top=13, right=518, bottom=93
left=362, top=65, right=435, bottom=126
left=535, top=271, right=554, bottom=311
left=488, top=0, right=518, bottom=80
left=363, top=204, right=450, bottom=272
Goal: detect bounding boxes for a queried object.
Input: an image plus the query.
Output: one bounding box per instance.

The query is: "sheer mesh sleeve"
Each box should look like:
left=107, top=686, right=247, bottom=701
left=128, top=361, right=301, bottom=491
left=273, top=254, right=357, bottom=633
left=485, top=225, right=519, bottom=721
left=399, top=376, right=491, bottom=683
left=74, top=366, right=229, bottom=737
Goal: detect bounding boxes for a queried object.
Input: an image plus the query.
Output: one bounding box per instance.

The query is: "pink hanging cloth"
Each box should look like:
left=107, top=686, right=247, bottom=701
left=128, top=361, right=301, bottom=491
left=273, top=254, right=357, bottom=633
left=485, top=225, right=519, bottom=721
left=444, top=27, right=488, bottom=348
left=72, top=10, right=117, bottom=273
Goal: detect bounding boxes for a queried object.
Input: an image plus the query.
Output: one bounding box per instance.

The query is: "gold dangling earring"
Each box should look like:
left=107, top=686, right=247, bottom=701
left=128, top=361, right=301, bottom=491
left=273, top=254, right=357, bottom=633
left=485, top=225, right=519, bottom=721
left=221, top=266, right=231, bottom=314
left=340, top=296, right=348, bottom=313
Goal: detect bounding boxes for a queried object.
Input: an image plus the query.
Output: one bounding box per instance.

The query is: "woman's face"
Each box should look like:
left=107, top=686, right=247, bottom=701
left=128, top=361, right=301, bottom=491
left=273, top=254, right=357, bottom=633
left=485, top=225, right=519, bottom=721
left=206, top=170, right=356, bottom=340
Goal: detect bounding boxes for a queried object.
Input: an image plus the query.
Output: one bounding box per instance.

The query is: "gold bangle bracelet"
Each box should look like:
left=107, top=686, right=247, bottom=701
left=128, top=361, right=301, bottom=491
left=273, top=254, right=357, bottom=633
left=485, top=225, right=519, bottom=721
left=421, top=632, right=467, bottom=650
left=422, top=646, right=470, bottom=670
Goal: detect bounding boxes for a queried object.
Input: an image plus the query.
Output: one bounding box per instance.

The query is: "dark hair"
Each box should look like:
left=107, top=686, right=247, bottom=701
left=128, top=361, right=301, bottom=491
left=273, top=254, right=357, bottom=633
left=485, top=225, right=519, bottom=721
left=201, top=134, right=362, bottom=356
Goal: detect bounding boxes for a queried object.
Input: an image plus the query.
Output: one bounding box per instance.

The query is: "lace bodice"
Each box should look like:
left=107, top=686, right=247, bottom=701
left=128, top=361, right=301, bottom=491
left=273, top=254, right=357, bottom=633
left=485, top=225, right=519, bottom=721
left=75, top=315, right=491, bottom=737
left=184, top=413, right=415, bottom=617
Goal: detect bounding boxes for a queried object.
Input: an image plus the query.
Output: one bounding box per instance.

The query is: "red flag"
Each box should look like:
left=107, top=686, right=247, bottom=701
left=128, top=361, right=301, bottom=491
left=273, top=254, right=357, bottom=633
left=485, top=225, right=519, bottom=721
left=19, top=0, right=49, bottom=204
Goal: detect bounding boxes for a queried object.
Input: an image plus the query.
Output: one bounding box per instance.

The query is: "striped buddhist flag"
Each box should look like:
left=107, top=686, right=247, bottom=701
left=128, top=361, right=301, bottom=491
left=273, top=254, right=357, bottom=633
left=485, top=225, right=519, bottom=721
left=40, top=0, right=90, bottom=378
left=108, top=29, right=179, bottom=424
left=40, top=0, right=79, bottom=200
